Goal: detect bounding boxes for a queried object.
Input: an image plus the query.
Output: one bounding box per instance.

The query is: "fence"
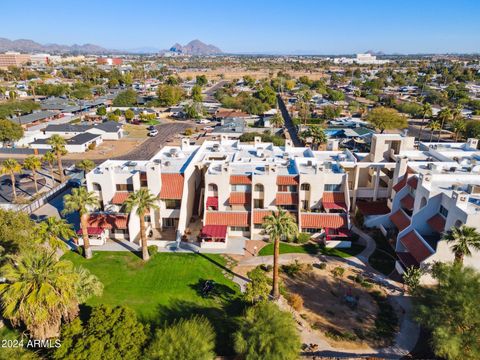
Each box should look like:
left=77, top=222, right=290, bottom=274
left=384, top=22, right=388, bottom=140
left=0, top=148, right=48, bottom=155
left=19, top=181, right=70, bottom=214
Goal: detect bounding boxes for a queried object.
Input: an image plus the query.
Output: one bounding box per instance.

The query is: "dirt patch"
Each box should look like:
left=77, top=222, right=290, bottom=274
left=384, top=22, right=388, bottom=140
left=65, top=139, right=145, bottom=160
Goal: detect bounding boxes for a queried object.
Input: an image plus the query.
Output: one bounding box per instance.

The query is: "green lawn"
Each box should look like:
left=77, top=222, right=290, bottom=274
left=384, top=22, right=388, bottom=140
left=258, top=242, right=365, bottom=258
left=63, top=251, right=243, bottom=355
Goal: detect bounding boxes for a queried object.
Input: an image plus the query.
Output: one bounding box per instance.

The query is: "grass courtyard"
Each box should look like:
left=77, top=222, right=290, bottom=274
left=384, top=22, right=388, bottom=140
left=63, top=251, right=243, bottom=355
left=259, top=242, right=365, bottom=258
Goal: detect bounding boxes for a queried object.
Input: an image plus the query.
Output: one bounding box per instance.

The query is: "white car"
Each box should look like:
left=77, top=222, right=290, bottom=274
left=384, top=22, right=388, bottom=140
left=148, top=129, right=159, bottom=137
left=197, top=119, right=210, bottom=124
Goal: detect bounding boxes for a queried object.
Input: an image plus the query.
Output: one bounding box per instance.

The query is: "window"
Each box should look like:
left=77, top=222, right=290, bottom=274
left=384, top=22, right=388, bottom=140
left=277, top=185, right=298, bottom=192
left=254, top=184, right=264, bottom=192
left=116, top=183, right=134, bottom=191
left=253, top=199, right=264, bottom=209
left=144, top=215, right=151, bottom=223
left=301, top=183, right=310, bottom=191
left=164, top=199, right=181, bottom=209
left=303, top=228, right=322, bottom=234
left=140, top=180, right=148, bottom=188
left=208, top=184, right=218, bottom=192
left=280, top=205, right=297, bottom=211
left=162, top=218, right=176, bottom=228
left=230, top=226, right=249, bottom=232
left=231, top=184, right=251, bottom=192
left=113, top=229, right=127, bottom=235
left=254, top=224, right=263, bottom=229
left=92, top=183, right=102, bottom=191
left=439, top=205, right=448, bottom=218
left=324, top=184, right=342, bottom=192
left=301, top=200, right=310, bottom=211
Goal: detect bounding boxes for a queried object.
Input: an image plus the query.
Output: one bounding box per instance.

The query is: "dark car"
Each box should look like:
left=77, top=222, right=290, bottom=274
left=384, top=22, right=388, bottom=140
left=147, top=125, right=156, bottom=131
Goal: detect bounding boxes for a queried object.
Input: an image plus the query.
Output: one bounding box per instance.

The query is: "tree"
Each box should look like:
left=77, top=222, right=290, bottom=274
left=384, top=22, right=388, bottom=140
left=269, top=112, right=283, bottom=128
left=36, top=217, right=75, bottom=252
left=196, top=75, right=208, bottom=87
left=156, top=85, right=185, bottom=106
left=234, top=302, right=301, bottom=360
left=443, top=225, right=480, bottom=266
left=23, top=155, right=42, bottom=194
left=263, top=209, right=298, bottom=298
left=417, top=102, right=432, bottom=141
left=124, top=108, right=135, bottom=121
left=191, top=84, right=203, bottom=102
left=0, top=248, right=101, bottom=339
left=112, top=89, right=137, bottom=107
left=146, top=316, right=215, bottom=360
left=436, top=107, right=452, bottom=142
left=42, top=151, right=56, bottom=186
left=1, top=159, right=22, bottom=202
left=0, top=208, right=36, bottom=255
left=96, top=106, right=107, bottom=116
left=429, top=119, right=441, bottom=142
left=326, top=88, right=345, bottom=102
left=63, top=187, right=99, bottom=259
left=0, top=119, right=23, bottom=145
left=413, top=264, right=480, bottom=360
left=124, top=188, right=158, bottom=261
left=306, top=125, right=327, bottom=149
left=75, top=159, right=95, bottom=175
left=452, top=119, right=466, bottom=142
left=365, top=107, right=407, bottom=134
left=47, top=135, right=67, bottom=183
left=107, top=112, right=119, bottom=121
left=54, top=305, right=145, bottom=360
left=402, top=266, right=422, bottom=294
left=244, top=267, right=270, bottom=303
left=296, top=100, right=310, bottom=125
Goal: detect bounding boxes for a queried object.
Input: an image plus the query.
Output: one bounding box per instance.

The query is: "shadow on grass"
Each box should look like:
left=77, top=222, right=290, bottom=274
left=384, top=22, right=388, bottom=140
left=189, top=278, right=237, bottom=302
left=196, top=252, right=249, bottom=282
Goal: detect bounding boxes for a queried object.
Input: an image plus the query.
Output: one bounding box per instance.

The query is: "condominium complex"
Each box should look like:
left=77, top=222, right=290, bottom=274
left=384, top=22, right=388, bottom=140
left=85, top=134, right=480, bottom=281
left=0, top=52, right=31, bottom=69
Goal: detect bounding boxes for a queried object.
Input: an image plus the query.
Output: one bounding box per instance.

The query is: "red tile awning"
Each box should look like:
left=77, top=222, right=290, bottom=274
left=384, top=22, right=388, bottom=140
left=392, top=176, right=407, bottom=192
left=277, top=176, right=299, bottom=185
left=200, top=225, right=227, bottom=239
left=205, top=212, right=249, bottom=226
left=322, top=192, right=347, bottom=210
left=325, top=227, right=352, bottom=238
left=76, top=227, right=104, bottom=236
left=400, top=194, right=414, bottom=211
left=159, top=173, right=184, bottom=199
left=399, top=231, right=432, bottom=264
left=230, top=175, right=252, bottom=185
left=276, top=193, right=298, bottom=205
left=301, top=213, right=347, bottom=229
left=206, top=196, right=218, bottom=209
left=356, top=200, right=390, bottom=216
left=389, top=210, right=410, bottom=231
left=407, top=176, right=418, bottom=189
left=396, top=251, right=419, bottom=268
left=229, top=192, right=251, bottom=205
left=253, top=210, right=273, bottom=224
left=427, top=214, right=446, bottom=233
left=111, top=191, right=129, bottom=205
left=88, top=213, right=128, bottom=230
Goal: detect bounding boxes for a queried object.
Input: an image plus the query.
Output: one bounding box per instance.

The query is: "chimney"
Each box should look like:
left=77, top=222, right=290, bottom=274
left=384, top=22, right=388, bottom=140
left=452, top=190, right=469, bottom=210
left=221, top=134, right=228, bottom=144
left=254, top=136, right=262, bottom=148
left=221, top=162, right=230, bottom=174
left=466, top=138, right=478, bottom=150
left=181, top=138, right=190, bottom=150
left=285, top=139, right=293, bottom=150
left=265, top=164, right=276, bottom=174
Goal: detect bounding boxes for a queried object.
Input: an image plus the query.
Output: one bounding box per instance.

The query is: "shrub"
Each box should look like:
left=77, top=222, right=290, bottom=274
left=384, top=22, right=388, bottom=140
left=281, top=261, right=302, bottom=277
left=184, top=128, right=194, bottom=136
left=331, top=266, right=345, bottom=278
left=287, top=293, right=304, bottom=311
left=318, top=262, right=327, bottom=270
left=260, top=264, right=272, bottom=272
left=295, top=232, right=311, bottom=244
left=87, top=142, right=96, bottom=151
left=324, top=328, right=357, bottom=342
left=354, top=274, right=364, bottom=284
left=148, top=245, right=158, bottom=256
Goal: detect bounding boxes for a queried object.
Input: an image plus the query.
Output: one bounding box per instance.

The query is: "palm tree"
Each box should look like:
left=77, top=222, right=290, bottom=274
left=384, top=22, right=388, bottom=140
left=23, top=155, right=42, bottom=195
left=436, top=108, right=452, bottom=142
left=75, top=159, right=96, bottom=176
left=1, top=159, right=22, bottom=202
left=42, top=151, right=56, bottom=186
left=452, top=119, right=466, bottom=142
left=417, top=102, right=432, bottom=142
left=309, top=125, right=327, bottom=150
left=47, top=135, right=67, bottom=183
left=124, top=188, right=159, bottom=261
left=36, top=217, right=75, bottom=252
left=429, top=119, right=441, bottom=142
left=263, top=209, right=298, bottom=298
left=63, top=187, right=99, bottom=259
left=443, top=225, right=480, bottom=266
left=0, top=249, right=81, bottom=339
left=269, top=113, right=284, bottom=128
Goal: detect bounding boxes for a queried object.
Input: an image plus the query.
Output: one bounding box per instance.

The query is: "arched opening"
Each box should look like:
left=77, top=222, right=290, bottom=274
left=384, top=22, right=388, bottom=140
left=254, top=183, right=264, bottom=192
left=92, top=182, right=102, bottom=191
left=454, top=220, right=463, bottom=228
left=420, top=197, right=427, bottom=208
left=207, top=183, right=218, bottom=196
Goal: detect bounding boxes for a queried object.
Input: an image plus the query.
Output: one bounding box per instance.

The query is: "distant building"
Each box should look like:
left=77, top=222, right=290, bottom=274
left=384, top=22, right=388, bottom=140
left=97, top=57, right=123, bottom=66
left=333, top=53, right=389, bottom=65
left=0, top=52, right=31, bottom=69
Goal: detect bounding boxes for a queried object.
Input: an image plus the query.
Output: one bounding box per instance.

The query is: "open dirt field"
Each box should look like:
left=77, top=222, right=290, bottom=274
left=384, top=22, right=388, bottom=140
left=178, top=68, right=328, bottom=80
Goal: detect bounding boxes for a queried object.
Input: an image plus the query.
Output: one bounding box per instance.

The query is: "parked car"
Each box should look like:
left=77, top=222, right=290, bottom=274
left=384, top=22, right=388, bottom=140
left=196, top=119, right=210, bottom=124
left=148, top=129, right=159, bottom=137
left=147, top=125, right=156, bottom=131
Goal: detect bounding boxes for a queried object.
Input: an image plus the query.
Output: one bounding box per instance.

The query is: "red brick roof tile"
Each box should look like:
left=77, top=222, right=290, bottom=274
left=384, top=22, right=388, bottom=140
left=356, top=201, right=391, bottom=216
left=400, top=194, right=415, bottom=211
left=399, top=231, right=432, bottom=264
left=253, top=210, right=273, bottom=224
left=322, top=192, right=347, bottom=210
left=111, top=191, right=129, bottom=205
left=230, top=175, right=252, bottom=185
left=159, top=173, right=184, bottom=199
left=276, top=193, right=298, bottom=205
left=389, top=209, right=410, bottom=231
left=407, top=176, right=418, bottom=189
left=301, top=213, right=347, bottom=229
left=427, top=214, right=446, bottom=233
left=277, top=176, right=299, bottom=185
left=229, top=192, right=251, bottom=204
left=88, top=213, right=128, bottom=230
left=205, top=212, right=249, bottom=226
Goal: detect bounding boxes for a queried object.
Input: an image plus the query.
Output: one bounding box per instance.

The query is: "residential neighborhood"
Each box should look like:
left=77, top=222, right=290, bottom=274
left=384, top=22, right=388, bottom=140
left=0, top=2, right=479, bottom=360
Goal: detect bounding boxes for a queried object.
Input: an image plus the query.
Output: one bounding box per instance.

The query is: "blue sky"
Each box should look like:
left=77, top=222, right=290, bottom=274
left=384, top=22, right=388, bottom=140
left=2, top=0, right=479, bottom=54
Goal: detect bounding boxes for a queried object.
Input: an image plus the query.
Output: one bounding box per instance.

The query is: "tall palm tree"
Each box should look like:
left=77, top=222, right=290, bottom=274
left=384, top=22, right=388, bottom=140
left=429, top=119, right=441, bottom=142
left=263, top=209, right=298, bottom=298
left=309, top=125, right=327, bottom=150
left=452, top=119, right=466, bottom=142
left=124, top=188, right=159, bottom=261
left=47, top=135, right=67, bottom=183
left=63, top=187, right=99, bottom=259
left=42, top=151, right=56, bottom=186
left=23, top=155, right=42, bottom=195
left=75, top=159, right=96, bottom=176
left=269, top=113, right=284, bottom=128
left=0, top=249, right=81, bottom=339
left=1, top=159, right=22, bottom=202
left=36, top=217, right=75, bottom=252
left=436, top=108, right=452, bottom=142
left=417, top=102, right=432, bottom=142
left=443, top=225, right=480, bottom=266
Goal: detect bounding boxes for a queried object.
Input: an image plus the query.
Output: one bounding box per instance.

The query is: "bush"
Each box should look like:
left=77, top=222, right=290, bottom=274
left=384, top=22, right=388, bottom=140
left=260, top=264, right=272, bottom=272
left=318, top=262, right=327, bottom=270
left=325, top=328, right=357, bottom=342
left=354, top=274, right=364, bottom=284
left=184, top=128, right=194, bottom=136
left=281, top=260, right=302, bottom=277
left=148, top=245, right=158, bottom=256
left=331, top=266, right=345, bottom=278
left=295, top=232, right=311, bottom=244
left=87, top=142, right=96, bottom=151
left=287, top=293, right=304, bottom=311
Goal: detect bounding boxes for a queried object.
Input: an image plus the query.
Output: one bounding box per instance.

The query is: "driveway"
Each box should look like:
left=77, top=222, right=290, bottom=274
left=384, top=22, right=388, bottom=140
left=277, top=95, right=302, bottom=146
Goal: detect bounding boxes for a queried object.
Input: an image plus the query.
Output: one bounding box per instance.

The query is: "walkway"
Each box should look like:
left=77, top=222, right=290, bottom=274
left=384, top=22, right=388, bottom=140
left=277, top=95, right=302, bottom=146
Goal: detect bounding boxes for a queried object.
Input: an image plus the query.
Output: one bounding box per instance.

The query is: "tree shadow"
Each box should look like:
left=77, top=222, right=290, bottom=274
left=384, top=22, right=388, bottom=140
left=189, top=278, right=237, bottom=302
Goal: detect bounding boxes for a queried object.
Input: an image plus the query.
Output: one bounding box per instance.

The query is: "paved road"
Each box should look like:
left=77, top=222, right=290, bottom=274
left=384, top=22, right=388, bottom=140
left=203, top=80, right=228, bottom=102
left=277, top=95, right=302, bottom=146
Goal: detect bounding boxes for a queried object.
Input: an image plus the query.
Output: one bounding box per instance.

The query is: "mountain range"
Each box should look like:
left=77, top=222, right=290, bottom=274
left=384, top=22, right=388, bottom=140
left=163, top=40, right=223, bottom=55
